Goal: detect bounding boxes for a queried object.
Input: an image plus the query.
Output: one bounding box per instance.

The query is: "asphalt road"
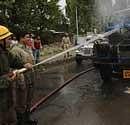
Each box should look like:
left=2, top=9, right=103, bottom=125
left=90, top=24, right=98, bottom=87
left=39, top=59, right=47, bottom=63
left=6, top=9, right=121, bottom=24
left=31, top=60, right=130, bottom=125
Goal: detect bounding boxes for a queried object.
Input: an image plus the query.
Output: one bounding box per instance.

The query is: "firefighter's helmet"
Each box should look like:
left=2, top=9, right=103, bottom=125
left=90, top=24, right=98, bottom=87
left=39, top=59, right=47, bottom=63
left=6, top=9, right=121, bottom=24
left=0, top=25, right=12, bottom=41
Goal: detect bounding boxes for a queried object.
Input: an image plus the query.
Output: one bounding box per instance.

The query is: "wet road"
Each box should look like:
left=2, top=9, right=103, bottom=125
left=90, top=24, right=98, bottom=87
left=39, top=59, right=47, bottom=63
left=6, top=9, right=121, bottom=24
left=32, top=60, right=130, bottom=125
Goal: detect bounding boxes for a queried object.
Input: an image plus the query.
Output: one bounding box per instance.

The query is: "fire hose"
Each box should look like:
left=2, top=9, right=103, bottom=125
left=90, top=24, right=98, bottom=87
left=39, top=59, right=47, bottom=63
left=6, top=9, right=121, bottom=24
left=30, top=66, right=95, bottom=112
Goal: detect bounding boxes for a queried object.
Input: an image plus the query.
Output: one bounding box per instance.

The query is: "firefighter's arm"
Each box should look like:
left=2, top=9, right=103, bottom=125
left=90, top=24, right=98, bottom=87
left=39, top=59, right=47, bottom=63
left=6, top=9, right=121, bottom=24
left=40, top=42, right=43, bottom=49
left=0, top=73, right=15, bottom=88
left=24, top=63, right=33, bottom=70
left=61, top=39, right=64, bottom=49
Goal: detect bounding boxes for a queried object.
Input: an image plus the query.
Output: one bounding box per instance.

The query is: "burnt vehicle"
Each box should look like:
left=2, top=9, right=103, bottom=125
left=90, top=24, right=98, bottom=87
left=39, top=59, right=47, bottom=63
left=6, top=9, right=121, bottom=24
left=75, top=35, right=97, bottom=64
left=75, top=35, right=108, bottom=65
left=75, top=40, right=93, bottom=64
left=93, top=29, right=130, bottom=82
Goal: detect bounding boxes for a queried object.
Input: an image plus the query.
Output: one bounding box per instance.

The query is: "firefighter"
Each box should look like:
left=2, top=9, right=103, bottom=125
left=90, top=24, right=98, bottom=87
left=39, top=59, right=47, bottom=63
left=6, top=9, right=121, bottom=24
left=12, top=31, right=39, bottom=124
left=0, top=25, right=18, bottom=125
left=61, top=33, right=71, bottom=59
left=8, top=37, right=36, bottom=124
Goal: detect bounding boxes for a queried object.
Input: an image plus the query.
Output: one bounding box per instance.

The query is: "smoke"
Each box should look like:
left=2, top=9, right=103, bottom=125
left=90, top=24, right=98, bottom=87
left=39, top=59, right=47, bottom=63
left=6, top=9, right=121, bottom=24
left=97, top=0, right=129, bottom=17
left=96, top=0, right=130, bottom=30
left=112, top=0, right=116, bottom=7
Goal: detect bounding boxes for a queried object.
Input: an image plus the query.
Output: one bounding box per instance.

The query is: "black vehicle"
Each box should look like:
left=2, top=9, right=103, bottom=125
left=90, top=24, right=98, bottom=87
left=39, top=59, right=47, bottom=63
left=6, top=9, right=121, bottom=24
left=93, top=30, right=130, bottom=82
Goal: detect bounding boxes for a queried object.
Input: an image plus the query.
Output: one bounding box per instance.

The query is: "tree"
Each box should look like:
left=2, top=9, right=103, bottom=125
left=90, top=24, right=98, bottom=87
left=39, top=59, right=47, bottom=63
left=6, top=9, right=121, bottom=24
left=0, top=0, right=66, bottom=35
left=66, top=0, right=101, bottom=34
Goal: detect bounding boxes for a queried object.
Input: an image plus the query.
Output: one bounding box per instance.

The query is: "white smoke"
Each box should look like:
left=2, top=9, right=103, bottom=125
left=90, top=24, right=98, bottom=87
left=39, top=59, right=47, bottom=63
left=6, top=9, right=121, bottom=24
left=112, top=0, right=116, bottom=7
left=96, top=0, right=130, bottom=24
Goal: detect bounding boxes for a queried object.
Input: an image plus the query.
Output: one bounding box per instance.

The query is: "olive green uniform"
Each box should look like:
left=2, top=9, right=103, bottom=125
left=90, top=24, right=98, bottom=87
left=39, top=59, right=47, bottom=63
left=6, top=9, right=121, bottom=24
left=0, top=45, right=17, bottom=125
left=9, top=44, right=34, bottom=68
left=16, top=43, right=34, bottom=64
left=8, top=44, right=34, bottom=124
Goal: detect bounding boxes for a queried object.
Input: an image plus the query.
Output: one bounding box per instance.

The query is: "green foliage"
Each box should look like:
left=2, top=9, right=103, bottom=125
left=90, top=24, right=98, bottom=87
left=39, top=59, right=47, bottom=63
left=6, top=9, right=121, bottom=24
left=0, top=0, right=102, bottom=37
left=0, top=0, right=67, bottom=36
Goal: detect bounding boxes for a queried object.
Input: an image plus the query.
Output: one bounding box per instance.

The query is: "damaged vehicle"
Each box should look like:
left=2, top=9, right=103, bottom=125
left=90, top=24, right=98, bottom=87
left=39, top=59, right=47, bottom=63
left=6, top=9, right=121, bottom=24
left=75, top=35, right=95, bottom=64
left=93, top=28, right=130, bottom=82
left=75, top=35, right=108, bottom=65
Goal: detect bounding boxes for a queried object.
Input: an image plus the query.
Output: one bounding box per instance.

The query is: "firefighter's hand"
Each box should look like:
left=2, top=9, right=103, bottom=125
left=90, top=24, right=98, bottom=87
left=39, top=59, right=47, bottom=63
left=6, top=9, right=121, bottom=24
left=24, top=63, right=33, bottom=70
left=7, top=70, right=17, bottom=81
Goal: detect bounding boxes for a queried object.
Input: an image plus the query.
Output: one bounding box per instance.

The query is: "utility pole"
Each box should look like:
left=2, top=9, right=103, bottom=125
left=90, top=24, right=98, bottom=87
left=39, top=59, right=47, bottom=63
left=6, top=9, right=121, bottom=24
left=75, top=6, right=79, bottom=45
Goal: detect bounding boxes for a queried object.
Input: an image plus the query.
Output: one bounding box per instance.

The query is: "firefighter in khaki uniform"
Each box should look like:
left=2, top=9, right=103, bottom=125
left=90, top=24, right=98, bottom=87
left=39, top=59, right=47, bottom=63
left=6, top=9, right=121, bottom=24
left=8, top=41, right=34, bottom=124
left=61, top=33, right=71, bottom=59
left=0, top=25, right=18, bottom=125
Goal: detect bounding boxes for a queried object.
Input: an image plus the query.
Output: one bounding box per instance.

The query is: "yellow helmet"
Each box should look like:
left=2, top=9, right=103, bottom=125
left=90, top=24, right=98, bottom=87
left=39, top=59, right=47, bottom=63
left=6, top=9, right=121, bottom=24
left=0, top=25, right=12, bottom=41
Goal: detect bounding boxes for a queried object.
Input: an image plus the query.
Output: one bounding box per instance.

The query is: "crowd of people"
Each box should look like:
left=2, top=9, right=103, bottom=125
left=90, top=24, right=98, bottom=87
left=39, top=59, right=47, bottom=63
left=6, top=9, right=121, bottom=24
left=0, top=25, right=72, bottom=125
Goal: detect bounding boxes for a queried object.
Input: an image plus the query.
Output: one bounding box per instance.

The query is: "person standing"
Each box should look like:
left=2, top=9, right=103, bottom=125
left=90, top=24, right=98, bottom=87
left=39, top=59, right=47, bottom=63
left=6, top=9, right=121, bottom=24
left=11, top=32, right=36, bottom=124
left=61, top=33, right=71, bottom=59
left=0, top=26, right=35, bottom=125
left=0, top=25, right=18, bottom=125
left=33, top=35, right=42, bottom=64
left=8, top=43, right=34, bottom=125
left=9, top=33, right=36, bottom=124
